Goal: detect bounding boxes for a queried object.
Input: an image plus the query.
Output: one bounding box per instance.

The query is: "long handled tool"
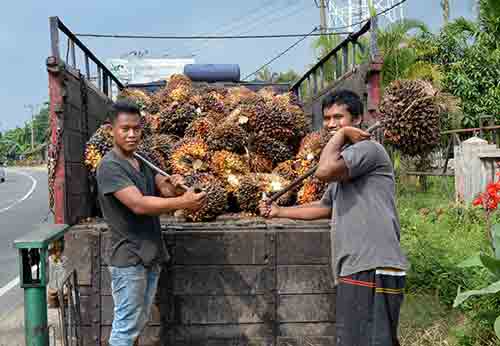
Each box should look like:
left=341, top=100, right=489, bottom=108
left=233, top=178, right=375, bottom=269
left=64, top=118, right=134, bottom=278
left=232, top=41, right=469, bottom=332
left=266, top=121, right=383, bottom=203
left=133, top=152, right=192, bottom=192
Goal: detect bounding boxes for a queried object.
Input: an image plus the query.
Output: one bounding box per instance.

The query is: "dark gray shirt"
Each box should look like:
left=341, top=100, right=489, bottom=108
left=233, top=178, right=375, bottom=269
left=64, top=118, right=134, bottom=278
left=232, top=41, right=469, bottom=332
left=96, top=150, right=168, bottom=267
left=320, top=140, right=408, bottom=277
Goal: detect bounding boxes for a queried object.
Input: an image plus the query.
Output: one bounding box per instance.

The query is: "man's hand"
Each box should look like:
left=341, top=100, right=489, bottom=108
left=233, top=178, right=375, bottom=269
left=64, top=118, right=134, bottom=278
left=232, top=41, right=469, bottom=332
left=342, top=126, right=371, bottom=144
left=259, top=200, right=280, bottom=218
left=179, top=189, right=207, bottom=210
left=156, top=174, right=187, bottom=197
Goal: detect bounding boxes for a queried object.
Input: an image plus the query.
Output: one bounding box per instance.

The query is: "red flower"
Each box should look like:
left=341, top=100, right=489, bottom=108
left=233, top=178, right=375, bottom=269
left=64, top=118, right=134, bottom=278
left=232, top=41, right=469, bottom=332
left=473, top=196, right=483, bottom=206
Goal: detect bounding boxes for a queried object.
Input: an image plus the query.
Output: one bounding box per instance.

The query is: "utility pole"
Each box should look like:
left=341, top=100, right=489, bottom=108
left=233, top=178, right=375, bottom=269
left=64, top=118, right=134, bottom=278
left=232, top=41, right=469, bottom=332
left=319, top=0, right=328, bottom=34
left=24, top=104, right=37, bottom=150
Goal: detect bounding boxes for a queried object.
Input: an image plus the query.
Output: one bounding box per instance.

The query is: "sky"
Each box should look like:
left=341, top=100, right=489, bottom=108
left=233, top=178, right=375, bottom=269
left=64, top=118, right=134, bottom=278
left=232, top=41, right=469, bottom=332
left=0, top=0, right=475, bottom=131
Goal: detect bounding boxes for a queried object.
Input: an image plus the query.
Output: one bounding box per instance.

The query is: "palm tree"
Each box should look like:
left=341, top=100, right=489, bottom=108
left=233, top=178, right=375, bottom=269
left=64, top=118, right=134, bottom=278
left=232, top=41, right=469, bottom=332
left=376, top=19, right=430, bottom=87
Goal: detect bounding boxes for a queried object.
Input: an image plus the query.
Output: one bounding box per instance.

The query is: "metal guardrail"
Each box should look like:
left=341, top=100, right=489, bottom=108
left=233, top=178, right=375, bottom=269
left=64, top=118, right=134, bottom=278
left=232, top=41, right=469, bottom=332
left=49, top=16, right=124, bottom=97
left=290, top=19, right=377, bottom=102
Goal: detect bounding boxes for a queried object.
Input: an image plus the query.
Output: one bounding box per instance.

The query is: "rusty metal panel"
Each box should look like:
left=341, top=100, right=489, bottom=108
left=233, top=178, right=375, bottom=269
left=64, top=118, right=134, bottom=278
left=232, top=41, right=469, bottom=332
left=64, top=72, right=83, bottom=110
left=64, top=103, right=84, bottom=133
left=166, top=295, right=275, bottom=324
left=86, top=87, right=112, bottom=122
left=101, top=295, right=162, bottom=326
left=277, top=231, right=330, bottom=265
left=278, top=294, right=335, bottom=323
left=277, top=336, right=335, bottom=346
left=277, top=265, right=334, bottom=294
left=166, top=232, right=273, bottom=265
left=279, top=323, right=335, bottom=336
left=101, top=326, right=161, bottom=346
left=79, top=294, right=100, bottom=325
left=80, top=326, right=100, bottom=346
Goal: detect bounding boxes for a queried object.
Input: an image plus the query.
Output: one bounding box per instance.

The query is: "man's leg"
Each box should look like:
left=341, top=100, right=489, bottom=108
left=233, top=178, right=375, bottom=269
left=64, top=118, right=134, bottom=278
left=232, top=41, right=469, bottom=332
left=372, top=269, right=405, bottom=346
left=139, top=265, right=161, bottom=334
left=335, top=271, right=376, bottom=346
left=109, top=265, right=147, bottom=346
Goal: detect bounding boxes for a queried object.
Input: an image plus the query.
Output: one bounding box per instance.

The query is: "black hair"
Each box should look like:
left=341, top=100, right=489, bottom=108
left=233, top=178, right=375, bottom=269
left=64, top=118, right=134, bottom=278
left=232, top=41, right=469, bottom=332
left=322, top=89, right=364, bottom=119
left=109, top=100, right=141, bottom=123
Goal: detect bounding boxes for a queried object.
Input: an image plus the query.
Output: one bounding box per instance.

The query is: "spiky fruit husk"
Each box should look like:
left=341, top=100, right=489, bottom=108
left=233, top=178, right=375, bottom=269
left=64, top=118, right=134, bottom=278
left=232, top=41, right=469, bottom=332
left=196, top=88, right=226, bottom=114
left=170, top=138, right=210, bottom=175
left=167, top=74, right=192, bottom=91
left=117, top=88, right=152, bottom=111
left=246, top=153, right=273, bottom=173
left=297, top=177, right=327, bottom=205
left=297, top=131, right=322, bottom=160
left=225, top=86, right=257, bottom=109
left=157, top=102, right=199, bottom=137
left=185, top=116, right=216, bottom=139
left=257, top=173, right=295, bottom=207
left=272, top=160, right=297, bottom=181
left=380, top=79, right=441, bottom=157
left=252, top=134, right=294, bottom=165
left=207, top=119, right=248, bottom=154
left=183, top=173, right=228, bottom=222
left=210, top=151, right=250, bottom=178
left=233, top=174, right=262, bottom=213
left=84, top=124, right=113, bottom=174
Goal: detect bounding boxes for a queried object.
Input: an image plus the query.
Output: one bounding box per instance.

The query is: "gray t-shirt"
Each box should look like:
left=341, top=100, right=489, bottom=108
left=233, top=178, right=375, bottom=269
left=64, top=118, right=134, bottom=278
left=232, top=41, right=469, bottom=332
left=96, top=150, right=169, bottom=267
left=320, top=140, right=408, bottom=277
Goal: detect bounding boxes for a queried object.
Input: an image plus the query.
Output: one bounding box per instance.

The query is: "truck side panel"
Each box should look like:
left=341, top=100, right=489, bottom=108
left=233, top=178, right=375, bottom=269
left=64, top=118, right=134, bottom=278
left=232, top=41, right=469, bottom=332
left=48, top=58, right=112, bottom=225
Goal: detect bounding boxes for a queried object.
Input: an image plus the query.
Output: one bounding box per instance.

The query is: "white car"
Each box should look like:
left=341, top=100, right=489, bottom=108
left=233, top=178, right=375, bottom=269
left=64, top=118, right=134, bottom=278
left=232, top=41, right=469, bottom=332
left=0, top=163, right=5, bottom=183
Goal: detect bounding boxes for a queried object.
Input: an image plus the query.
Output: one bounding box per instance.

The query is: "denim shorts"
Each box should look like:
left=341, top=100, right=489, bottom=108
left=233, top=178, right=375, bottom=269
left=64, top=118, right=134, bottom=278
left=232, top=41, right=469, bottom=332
left=108, top=264, right=161, bottom=346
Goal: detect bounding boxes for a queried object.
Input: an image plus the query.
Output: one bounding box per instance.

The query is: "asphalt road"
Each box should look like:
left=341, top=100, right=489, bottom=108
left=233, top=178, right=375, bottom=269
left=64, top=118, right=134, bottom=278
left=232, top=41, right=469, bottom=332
left=0, top=167, right=51, bottom=316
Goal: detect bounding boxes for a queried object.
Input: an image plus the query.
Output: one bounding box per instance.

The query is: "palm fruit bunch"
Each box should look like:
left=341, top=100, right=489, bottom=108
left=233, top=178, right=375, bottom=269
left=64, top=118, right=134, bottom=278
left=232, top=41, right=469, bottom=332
left=157, top=102, right=200, bottom=137
left=167, top=74, right=192, bottom=91
left=272, top=160, right=298, bottom=182
left=297, top=177, right=327, bottom=205
left=380, top=79, right=441, bottom=157
left=117, top=88, right=153, bottom=111
left=257, top=173, right=295, bottom=207
left=231, top=174, right=262, bottom=213
left=210, top=151, right=250, bottom=178
left=196, top=87, right=226, bottom=114
left=170, top=138, right=211, bottom=175
left=207, top=117, right=248, bottom=154
left=252, top=134, right=294, bottom=165
left=185, top=116, right=216, bottom=139
left=245, top=152, right=273, bottom=174
left=138, top=134, right=178, bottom=173
left=182, top=173, right=228, bottom=222
left=84, top=124, right=113, bottom=174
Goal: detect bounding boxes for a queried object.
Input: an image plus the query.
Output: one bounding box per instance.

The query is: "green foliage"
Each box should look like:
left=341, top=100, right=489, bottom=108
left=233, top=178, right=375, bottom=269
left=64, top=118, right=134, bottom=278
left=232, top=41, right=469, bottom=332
left=0, top=103, right=49, bottom=160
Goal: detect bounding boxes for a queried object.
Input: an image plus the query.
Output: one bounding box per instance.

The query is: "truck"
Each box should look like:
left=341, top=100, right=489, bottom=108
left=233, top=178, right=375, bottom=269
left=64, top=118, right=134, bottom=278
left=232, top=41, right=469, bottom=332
left=45, top=16, right=383, bottom=346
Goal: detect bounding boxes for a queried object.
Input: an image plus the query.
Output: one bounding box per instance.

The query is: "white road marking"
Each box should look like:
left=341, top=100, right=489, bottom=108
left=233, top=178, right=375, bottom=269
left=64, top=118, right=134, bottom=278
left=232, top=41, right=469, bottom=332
left=0, top=170, right=37, bottom=214
left=0, top=266, right=37, bottom=298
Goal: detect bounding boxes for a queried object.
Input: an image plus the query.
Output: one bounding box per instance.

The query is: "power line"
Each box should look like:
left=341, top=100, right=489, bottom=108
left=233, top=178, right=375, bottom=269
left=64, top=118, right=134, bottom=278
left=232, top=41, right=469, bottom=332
left=242, top=0, right=408, bottom=81
left=75, top=31, right=350, bottom=40
left=242, top=27, right=319, bottom=81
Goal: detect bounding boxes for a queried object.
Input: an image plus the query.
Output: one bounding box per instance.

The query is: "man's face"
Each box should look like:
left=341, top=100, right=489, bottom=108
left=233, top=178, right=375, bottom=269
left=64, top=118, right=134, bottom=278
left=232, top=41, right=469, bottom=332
left=112, top=112, right=142, bottom=153
left=322, top=103, right=360, bottom=134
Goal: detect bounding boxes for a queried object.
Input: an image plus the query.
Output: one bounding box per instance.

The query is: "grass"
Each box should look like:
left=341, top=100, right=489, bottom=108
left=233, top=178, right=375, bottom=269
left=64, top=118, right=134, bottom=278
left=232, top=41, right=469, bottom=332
left=396, top=176, right=500, bottom=345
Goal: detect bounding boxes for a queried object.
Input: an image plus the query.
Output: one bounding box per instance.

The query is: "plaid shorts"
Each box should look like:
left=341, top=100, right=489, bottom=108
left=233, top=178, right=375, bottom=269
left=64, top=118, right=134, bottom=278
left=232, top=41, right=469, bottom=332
left=336, top=269, right=405, bottom=346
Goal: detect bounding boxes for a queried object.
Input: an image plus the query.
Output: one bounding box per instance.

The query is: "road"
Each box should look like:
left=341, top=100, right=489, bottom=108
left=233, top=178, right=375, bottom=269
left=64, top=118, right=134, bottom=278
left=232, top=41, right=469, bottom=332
left=0, top=167, right=51, bottom=316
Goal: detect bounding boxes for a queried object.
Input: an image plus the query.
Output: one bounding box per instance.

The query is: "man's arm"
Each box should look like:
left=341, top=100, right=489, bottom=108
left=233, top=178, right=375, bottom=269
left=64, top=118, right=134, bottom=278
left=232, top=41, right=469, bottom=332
left=259, top=200, right=331, bottom=220
left=114, top=186, right=206, bottom=216
left=315, top=127, right=372, bottom=183
left=155, top=174, right=185, bottom=197
left=315, top=129, right=349, bottom=183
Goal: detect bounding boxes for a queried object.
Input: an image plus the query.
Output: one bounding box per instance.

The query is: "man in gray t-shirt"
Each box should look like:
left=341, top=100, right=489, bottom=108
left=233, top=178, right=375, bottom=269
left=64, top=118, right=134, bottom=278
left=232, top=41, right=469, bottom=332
left=262, top=90, right=408, bottom=346
left=96, top=100, right=206, bottom=346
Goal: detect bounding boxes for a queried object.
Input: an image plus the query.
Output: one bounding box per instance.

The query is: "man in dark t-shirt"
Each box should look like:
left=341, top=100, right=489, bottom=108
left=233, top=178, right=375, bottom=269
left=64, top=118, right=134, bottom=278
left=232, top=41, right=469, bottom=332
left=96, top=100, right=206, bottom=346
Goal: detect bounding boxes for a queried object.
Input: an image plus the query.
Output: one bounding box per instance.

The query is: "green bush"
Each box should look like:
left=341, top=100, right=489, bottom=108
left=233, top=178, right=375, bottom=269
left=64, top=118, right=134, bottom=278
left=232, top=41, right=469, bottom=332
left=397, top=179, right=500, bottom=344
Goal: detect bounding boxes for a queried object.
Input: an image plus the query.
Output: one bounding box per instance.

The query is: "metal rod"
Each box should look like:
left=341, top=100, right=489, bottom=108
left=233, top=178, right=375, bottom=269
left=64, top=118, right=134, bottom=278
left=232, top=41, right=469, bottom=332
left=267, top=121, right=382, bottom=203
left=133, top=152, right=190, bottom=192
